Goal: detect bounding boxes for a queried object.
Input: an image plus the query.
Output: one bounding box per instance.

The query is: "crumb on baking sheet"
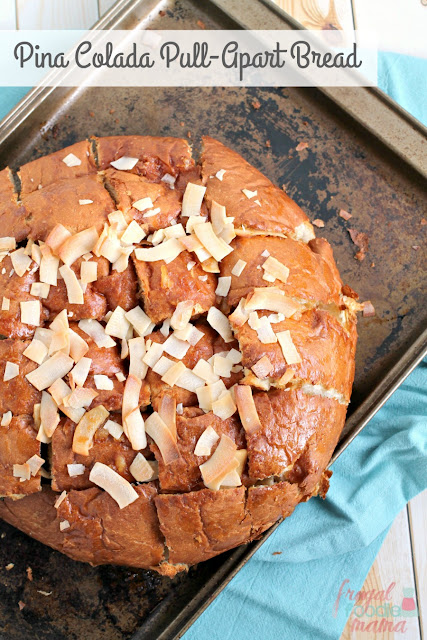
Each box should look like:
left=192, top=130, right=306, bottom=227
left=5, top=563, right=14, bottom=570
left=421, top=218, right=426, bottom=226
left=312, top=219, right=325, bottom=228
left=348, top=228, right=369, bottom=261
left=295, top=141, right=309, bottom=152
left=18, top=601, right=25, bottom=611
left=26, top=567, right=33, bottom=581
left=197, top=19, right=206, bottom=29
left=272, top=551, right=282, bottom=555
left=362, top=300, right=375, bottom=317
left=251, top=99, right=261, bottom=110
left=339, top=209, right=352, bottom=221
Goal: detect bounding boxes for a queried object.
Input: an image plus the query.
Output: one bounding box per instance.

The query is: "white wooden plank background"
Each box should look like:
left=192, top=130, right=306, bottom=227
left=7, top=2, right=427, bottom=639
left=16, top=0, right=99, bottom=29
left=0, top=0, right=17, bottom=29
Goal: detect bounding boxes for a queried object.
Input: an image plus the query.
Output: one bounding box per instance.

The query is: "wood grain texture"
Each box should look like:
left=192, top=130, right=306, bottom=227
left=408, top=490, right=427, bottom=639
left=16, top=0, right=99, bottom=29
left=340, top=506, right=421, bottom=639
left=274, top=0, right=354, bottom=32
left=99, top=0, right=117, bottom=14
left=0, top=0, right=16, bottom=28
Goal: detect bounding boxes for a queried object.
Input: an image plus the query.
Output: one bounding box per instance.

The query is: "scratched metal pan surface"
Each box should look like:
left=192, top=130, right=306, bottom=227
left=0, top=0, right=426, bottom=639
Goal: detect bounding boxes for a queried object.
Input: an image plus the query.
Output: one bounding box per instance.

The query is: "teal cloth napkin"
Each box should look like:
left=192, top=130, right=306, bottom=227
left=0, top=50, right=426, bottom=640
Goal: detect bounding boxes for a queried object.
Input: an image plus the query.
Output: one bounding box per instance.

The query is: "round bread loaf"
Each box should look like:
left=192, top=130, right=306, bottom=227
left=0, top=136, right=359, bottom=575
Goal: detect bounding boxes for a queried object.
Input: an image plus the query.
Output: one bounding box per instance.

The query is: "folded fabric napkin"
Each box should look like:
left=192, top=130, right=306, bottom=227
left=0, top=50, right=425, bottom=640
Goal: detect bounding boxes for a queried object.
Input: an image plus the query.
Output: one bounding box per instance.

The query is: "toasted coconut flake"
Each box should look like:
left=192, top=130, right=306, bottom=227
left=158, top=395, right=177, bottom=441
left=170, top=300, right=193, bottom=331
left=1, top=297, right=10, bottom=311
left=174, top=323, right=204, bottom=346
left=201, top=257, right=219, bottom=273
left=89, top=462, right=139, bottom=509
left=251, top=356, right=273, bottom=379
left=1, top=411, right=12, bottom=426
left=30, top=282, right=50, bottom=299
left=0, top=237, right=16, bottom=252
left=4, top=361, right=19, bottom=381
left=161, top=361, right=186, bottom=387
left=231, top=259, right=247, bottom=277
left=256, top=316, right=278, bottom=344
left=143, top=342, right=165, bottom=369
left=248, top=311, right=261, bottom=330
left=215, top=276, right=231, bottom=297
left=68, top=329, right=89, bottom=362
left=99, top=232, right=122, bottom=264
left=125, top=306, right=151, bottom=337
left=59, top=520, right=70, bottom=531
left=110, top=156, right=138, bottom=171
left=194, top=222, right=233, bottom=262
left=122, top=374, right=142, bottom=420
left=161, top=173, right=176, bottom=186
left=245, top=288, right=301, bottom=317
left=104, top=419, right=123, bottom=440
left=235, top=385, right=262, bottom=435
left=242, top=188, right=257, bottom=199
left=39, top=247, right=59, bottom=286
left=80, top=261, right=97, bottom=286
left=113, top=246, right=134, bottom=274
left=193, top=359, right=219, bottom=384
left=26, top=454, right=45, bottom=476
left=164, top=224, right=185, bottom=240
left=20, top=301, right=41, bottom=326
left=182, top=183, right=206, bottom=218
left=116, top=371, right=126, bottom=382
left=48, top=329, right=70, bottom=356
left=40, top=391, right=60, bottom=437
left=145, top=412, right=180, bottom=464
left=79, top=199, right=93, bottom=206
left=45, top=224, right=72, bottom=254
left=50, top=309, right=69, bottom=333
left=26, top=351, right=74, bottom=391
left=13, top=463, right=31, bottom=481
left=212, top=354, right=233, bottom=378
left=10, top=248, right=32, bottom=277
left=199, top=434, right=238, bottom=490
left=207, top=307, right=233, bottom=343
left=132, top=197, right=153, bottom=212
left=59, top=265, right=84, bottom=304
left=129, top=452, right=156, bottom=482
left=176, top=402, right=183, bottom=415
left=134, top=238, right=184, bottom=264
left=78, top=319, right=116, bottom=349
left=121, top=220, right=146, bottom=245
left=362, top=300, right=376, bottom=318
left=196, top=379, right=226, bottom=412
left=160, top=318, right=171, bottom=337
left=142, top=207, right=161, bottom=219
left=72, top=405, right=109, bottom=456
left=175, top=367, right=205, bottom=393
left=92, top=375, right=113, bottom=391
left=163, top=334, right=190, bottom=360
left=179, top=233, right=203, bottom=253
left=210, top=200, right=227, bottom=235
left=312, top=218, right=324, bottom=228
left=226, top=348, right=242, bottom=364
left=58, top=227, right=99, bottom=267
left=54, top=491, right=67, bottom=509
left=215, top=169, right=226, bottom=181
left=262, top=256, right=290, bottom=284
left=105, top=306, right=131, bottom=340
left=221, top=449, right=247, bottom=487
left=152, top=356, right=174, bottom=377
left=339, top=209, right=352, bottom=220
left=128, top=337, right=148, bottom=380
left=212, top=390, right=237, bottom=420
left=23, top=339, right=48, bottom=365
left=277, top=368, right=295, bottom=387
left=63, top=153, right=81, bottom=167
left=124, top=409, right=147, bottom=451
left=48, top=378, right=72, bottom=405
left=194, top=426, right=219, bottom=456
left=276, top=330, right=302, bottom=365
left=229, top=298, right=250, bottom=328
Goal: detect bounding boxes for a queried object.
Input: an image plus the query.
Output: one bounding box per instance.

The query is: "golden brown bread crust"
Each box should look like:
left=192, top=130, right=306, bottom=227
left=0, top=416, right=41, bottom=498
left=0, top=168, right=27, bottom=242
left=201, top=136, right=312, bottom=239
left=19, top=140, right=97, bottom=197
left=221, top=235, right=342, bottom=309
left=132, top=251, right=217, bottom=324
left=0, top=135, right=358, bottom=573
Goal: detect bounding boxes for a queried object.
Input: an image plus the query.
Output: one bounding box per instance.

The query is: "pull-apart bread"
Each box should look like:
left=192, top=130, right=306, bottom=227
left=0, top=136, right=360, bottom=574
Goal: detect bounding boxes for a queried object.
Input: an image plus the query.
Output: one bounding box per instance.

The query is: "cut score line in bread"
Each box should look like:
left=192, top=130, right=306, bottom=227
left=0, top=135, right=361, bottom=574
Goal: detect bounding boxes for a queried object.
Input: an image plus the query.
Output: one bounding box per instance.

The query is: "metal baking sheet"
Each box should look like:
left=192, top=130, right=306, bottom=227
left=0, top=1, right=426, bottom=639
